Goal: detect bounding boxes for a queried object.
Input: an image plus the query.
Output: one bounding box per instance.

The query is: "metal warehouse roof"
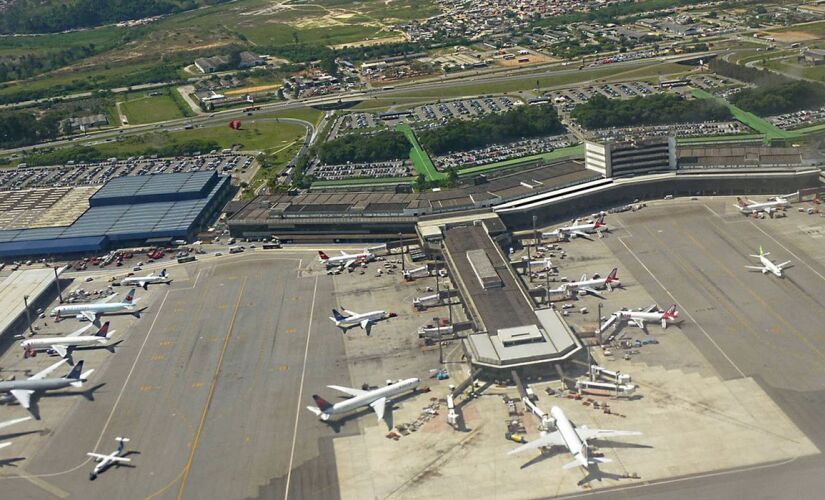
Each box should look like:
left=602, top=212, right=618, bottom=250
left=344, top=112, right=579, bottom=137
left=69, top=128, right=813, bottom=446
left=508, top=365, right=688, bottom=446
left=90, top=171, right=218, bottom=206
left=0, top=268, right=65, bottom=336
left=0, top=171, right=230, bottom=257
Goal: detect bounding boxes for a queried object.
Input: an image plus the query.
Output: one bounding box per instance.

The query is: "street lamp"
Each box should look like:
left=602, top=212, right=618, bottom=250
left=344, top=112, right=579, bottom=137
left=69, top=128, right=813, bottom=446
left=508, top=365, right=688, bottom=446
left=23, top=294, right=34, bottom=336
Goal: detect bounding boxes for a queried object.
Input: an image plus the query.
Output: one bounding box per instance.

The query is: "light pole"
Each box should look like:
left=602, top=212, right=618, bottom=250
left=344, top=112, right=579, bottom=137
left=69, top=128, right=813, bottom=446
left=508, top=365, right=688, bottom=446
left=23, top=294, right=33, bottom=336
left=435, top=315, right=443, bottom=365
left=399, top=232, right=405, bottom=273
left=53, top=266, right=63, bottom=303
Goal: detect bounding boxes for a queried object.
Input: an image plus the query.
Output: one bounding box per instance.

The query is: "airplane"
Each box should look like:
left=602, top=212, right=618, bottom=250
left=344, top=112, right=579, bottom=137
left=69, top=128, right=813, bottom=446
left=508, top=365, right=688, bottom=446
left=318, top=250, right=374, bottom=269
left=88, top=437, right=131, bottom=480
left=51, top=289, right=140, bottom=323
left=527, top=258, right=554, bottom=272
left=745, top=246, right=791, bottom=277
left=0, top=359, right=94, bottom=414
left=613, top=304, right=679, bottom=331
left=306, top=378, right=420, bottom=422
left=120, top=268, right=171, bottom=289
left=551, top=268, right=619, bottom=299
left=329, top=307, right=397, bottom=336
left=543, top=213, right=607, bottom=240
left=735, top=196, right=791, bottom=215
left=0, top=416, right=32, bottom=450
left=509, top=406, right=641, bottom=471
left=21, top=321, right=117, bottom=358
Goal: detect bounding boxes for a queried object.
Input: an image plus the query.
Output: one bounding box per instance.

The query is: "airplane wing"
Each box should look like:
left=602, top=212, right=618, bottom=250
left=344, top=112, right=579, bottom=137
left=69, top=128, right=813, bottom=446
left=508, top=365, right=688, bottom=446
left=97, top=294, right=118, bottom=304
left=137, top=281, right=147, bottom=288
left=369, top=397, right=386, bottom=421
left=344, top=259, right=357, bottom=269
left=360, top=319, right=373, bottom=335
left=643, top=305, right=658, bottom=313
left=87, top=453, right=131, bottom=463
left=81, top=311, right=98, bottom=322
left=0, top=442, right=9, bottom=450
left=579, top=287, right=605, bottom=299
left=67, top=323, right=95, bottom=338
left=508, top=431, right=566, bottom=455
left=51, top=345, right=68, bottom=358
left=327, top=385, right=368, bottom=398
left=744, top=266, right=767, bottom=272
left=30, top=359, right=68, bottom=380
left=571, top=230, right=591, bottom=239
left=577, top=428, right=642, bottom=442
left=9, top=390, right=33, bottom=410
left=629, top=319, right=646, bottom=331
left=778, top=261, right=792, bottom=269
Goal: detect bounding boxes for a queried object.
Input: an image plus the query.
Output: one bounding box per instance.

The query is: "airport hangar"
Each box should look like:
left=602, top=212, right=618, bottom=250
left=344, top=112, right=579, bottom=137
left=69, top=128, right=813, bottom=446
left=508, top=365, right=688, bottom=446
left=228, top=140, right=823, bottom=240
left=0, top=170, right=232, bottom=258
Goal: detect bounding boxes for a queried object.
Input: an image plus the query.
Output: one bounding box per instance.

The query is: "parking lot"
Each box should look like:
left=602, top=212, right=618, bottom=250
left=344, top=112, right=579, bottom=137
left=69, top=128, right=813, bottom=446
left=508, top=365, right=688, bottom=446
left=307, top=159, right=412, bottom=181
left=768, top=104, right=825, bottom=130
left=433, top=133, right=573, bottom=170
left=2, top=154, right=251, bottom=191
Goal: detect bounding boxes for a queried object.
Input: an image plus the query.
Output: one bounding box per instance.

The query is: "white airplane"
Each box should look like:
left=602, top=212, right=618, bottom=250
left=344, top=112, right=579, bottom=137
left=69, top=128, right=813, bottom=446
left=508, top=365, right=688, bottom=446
left=120, top=268, right=171, bottom=289
left=88, top=437, right=131, bottom=480
left=329, top=307, right=397, bottom=336
left=21, top=321, right=117, bottom=358
left=0, top=416, right=32, bottom=450
left=509, top=406, right=641, bottom=471
left=307, top=377, right=420, bottom=422
left=745, top=246, right=791, bottom=277
left=318, top=250, right=374, bottom=269
left=614, top=304, right=679, bottom=331
left=735, top=196, right=791, bottom=215
left=52, top=289, right=140, bottom=322
left=543, top=213, right=607, bottom=240
left=0, top=359, right=94, bottom=413
left=552, top=268, right=619, bottom=299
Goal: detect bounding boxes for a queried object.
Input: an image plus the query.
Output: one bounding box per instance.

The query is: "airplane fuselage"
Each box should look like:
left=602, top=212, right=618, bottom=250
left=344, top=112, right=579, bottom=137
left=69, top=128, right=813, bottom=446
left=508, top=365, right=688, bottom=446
left=121, top=276, right=169, bottom=286
left=323, top=378, right=420, bottom=418
left=737, top=198, right=790, bottom=214
left=321, top=252, right=373, bottom=268
left=550, top=406, right=589, bottom=469
left=21, top=336, right=108, bottom=351
left=0, top=378, right=74, bottom=393
left=52, top=302, right=131, bottom=318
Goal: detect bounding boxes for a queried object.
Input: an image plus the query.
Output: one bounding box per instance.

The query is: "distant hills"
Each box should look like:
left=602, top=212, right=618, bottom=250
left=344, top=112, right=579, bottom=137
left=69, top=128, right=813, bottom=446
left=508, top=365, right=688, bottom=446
left=0, top=0, right=231, bottom=34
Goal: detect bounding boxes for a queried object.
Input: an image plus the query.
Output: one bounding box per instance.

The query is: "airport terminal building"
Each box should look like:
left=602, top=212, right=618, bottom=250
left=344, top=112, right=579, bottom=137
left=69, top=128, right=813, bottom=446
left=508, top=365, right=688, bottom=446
left=0, top=171, right=231, bottom=258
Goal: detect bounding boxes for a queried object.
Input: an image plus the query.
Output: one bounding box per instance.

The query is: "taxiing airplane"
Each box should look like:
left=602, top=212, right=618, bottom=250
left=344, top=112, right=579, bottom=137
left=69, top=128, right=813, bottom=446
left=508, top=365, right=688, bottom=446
left=0, top=359, right=94, bottom=413
left=318, top=250, right=374, bottom=269
left=0, top=416, right=32, bottom=450
left=88, top=437, right=131, bottom=480
left=509, top=406, right=641, bottom=471
left=329, top=307, right=397, bottom=335
left=52, top=289, right=140, bottom=323
left=21, top=321, right=116, bottom=358
left=543, top=213, right=607, bottom=240
left=613, top=304, right=679, bottom=331
left=735, top=196, right=791, bottom=215
left=552, top=268, right=619, bottom=299
left=307, top=377, right=420, bottom=422
left=120, top=268, right=171, bottom=289
left=745, top=246, right=791, bottom=278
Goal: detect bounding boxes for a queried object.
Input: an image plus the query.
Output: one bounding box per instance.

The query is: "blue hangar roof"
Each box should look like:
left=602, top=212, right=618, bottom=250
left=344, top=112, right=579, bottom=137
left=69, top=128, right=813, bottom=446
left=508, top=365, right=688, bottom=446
left=0, top=171, right=230, bottom=257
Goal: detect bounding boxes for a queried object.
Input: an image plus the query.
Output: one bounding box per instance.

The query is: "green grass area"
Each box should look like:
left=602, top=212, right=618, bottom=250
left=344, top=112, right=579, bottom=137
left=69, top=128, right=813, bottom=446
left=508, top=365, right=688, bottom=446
left=456, top=144, right=585, bottom=176
left=395, top=123, right=444, bottom=181
left=762, top=57, right=825, bottom=82
left=120, top=94, right=184, bottom=125
left=258, top=106, right=325, bottom=125
left=92, top=120, right=306, bottom=156
left=691, top=89, right=799, bottom=142
left=0, top=25, right=123, bottom=57
left=602, top=62, right=692, bottom=81
left=772, top=20, right=825, bottom=36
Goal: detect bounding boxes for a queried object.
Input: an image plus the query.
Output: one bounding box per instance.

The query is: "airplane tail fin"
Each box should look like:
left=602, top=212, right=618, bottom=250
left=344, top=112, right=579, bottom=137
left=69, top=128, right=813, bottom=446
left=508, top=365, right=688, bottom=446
left=65, top=360, right=84, bottom=380
left=606, top=267, right=618, bottom=283
left=736, top=197, right=749, bottom=207
left=312, top=394, right=333, bottom=412
left=123, top=289, right=136, bottom=304
left=160, top=269, right=167, bottom=278
left=663, top=304, right=678, bottom=319
left=95, top=322, right=111, bottom=338
left=331, top=309, right=346, bottom=322
left=318, top=251, right=329, bottom=261
left=595, top=213, right=606, bottom=227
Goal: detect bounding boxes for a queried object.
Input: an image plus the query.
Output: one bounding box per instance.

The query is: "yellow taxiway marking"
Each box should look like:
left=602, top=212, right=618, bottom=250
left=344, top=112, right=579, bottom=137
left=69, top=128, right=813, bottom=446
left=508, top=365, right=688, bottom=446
left=177, top=277, right=247, bottom=500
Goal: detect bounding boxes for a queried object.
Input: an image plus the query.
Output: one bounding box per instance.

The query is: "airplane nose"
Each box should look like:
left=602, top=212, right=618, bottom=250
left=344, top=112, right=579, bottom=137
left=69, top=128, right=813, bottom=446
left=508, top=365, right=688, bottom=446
left=389, top=312, right=398, bottom=318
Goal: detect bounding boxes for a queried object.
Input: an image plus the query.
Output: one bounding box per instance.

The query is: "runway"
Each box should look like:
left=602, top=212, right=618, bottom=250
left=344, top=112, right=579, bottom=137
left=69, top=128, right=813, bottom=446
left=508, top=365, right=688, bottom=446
left=0, top=254, right=350, bottom=499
